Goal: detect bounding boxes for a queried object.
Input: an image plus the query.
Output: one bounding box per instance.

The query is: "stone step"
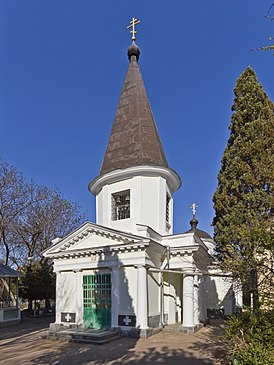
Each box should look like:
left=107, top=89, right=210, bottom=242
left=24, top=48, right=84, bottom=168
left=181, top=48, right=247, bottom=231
left=47, top=329, right=122, bottom=344
left=163, top=323, right=204, bottom=334
left=71, top=333, right=122, bottom=344
left=163, top=324, right=181, bottom=333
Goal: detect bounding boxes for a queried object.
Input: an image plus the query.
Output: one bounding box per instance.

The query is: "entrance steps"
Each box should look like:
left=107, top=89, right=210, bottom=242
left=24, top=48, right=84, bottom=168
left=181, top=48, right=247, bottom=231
left=163, top=323, right=181, bottom=332
left=48, top=328, right=122, bottom=344
left=163, top=322, right=204, bottom=333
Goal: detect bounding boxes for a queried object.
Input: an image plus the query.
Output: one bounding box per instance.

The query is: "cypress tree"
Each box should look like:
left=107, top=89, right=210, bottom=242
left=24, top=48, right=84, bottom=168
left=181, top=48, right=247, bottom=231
left=212, top=67, right=274, bottom=307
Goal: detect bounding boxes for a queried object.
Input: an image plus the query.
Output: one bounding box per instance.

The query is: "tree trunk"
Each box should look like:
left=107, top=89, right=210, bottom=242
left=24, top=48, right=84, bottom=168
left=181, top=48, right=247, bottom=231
left=45, top=298, right=50, bottom=309
left=28, top=299, right=32, bottom=312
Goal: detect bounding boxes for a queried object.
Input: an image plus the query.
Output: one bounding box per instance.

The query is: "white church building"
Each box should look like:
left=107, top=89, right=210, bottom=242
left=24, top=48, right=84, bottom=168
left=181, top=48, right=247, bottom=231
left=44, top=27, right=241, bottom=338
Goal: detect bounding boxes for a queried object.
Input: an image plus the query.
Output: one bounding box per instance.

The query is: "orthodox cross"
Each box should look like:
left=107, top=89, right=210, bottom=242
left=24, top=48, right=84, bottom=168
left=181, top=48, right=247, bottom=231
left=127, top=17, right=141, bottom=41
left=191, top=203, right=198, bottom=217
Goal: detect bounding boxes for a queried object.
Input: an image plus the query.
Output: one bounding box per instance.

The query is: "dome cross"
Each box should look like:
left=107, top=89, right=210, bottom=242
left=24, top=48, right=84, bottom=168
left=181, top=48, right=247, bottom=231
left=127, top=17, right=141, bottom=41
left=191, top=203, right=198, bottom=218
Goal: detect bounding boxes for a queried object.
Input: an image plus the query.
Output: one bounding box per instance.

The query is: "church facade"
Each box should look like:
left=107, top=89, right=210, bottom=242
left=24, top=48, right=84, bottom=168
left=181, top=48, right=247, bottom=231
left=44, top=32, right=241, bottom=337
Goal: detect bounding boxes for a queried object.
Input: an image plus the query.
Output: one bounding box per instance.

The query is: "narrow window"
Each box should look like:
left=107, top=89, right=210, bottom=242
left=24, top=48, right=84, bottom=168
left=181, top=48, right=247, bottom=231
left=166, top=194, right=171, bottom=223
left=112, top=190, right=130, bottom=221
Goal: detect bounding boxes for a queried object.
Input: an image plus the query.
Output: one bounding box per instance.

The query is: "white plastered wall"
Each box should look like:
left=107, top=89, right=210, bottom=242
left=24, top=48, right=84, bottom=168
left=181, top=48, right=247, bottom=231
left=96, top=175, right=173, bottom=235
left=166, top=273, right=178, bottom=324
left=58, top=272, right=76, bottom=314
left=118, top=266, right=137, bottom=315
left=147, top=271, right=160, bottom=317
left=205, top=275, right=236, bottom=315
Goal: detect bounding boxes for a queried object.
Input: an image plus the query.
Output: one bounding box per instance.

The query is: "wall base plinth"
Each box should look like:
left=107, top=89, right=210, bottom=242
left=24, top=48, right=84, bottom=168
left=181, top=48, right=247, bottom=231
left=179, top=324, right=202, bottom=334
left=49, top=322, right=84, bottom=331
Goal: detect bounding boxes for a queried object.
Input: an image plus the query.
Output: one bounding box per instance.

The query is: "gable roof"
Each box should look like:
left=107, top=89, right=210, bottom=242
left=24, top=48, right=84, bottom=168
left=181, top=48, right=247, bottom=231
left=43, top=221, right=151, bottom=258
left=100, top=42, right=168, bottom=175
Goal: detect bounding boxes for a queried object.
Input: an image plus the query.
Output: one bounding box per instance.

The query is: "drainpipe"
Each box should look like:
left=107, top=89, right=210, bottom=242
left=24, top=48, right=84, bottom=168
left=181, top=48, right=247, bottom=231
left=160, top=271, right=164, bottom=326
left=160, top=245, right=170, bottom=326
left=161, top=245, right=170, bottom=270
left=166, top=245, right=170, bottom=269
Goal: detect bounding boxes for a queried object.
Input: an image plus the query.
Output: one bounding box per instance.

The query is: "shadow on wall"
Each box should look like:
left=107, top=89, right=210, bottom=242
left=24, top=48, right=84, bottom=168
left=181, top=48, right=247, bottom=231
left=205, top=277, right=219, bottom=307
left=220, top=284, right=236, bottom=315
left=204, top=277, right=222, bottom=319
left=60, top=272, right=77, bottom=316
left=205, top=277, right=236, bottom=318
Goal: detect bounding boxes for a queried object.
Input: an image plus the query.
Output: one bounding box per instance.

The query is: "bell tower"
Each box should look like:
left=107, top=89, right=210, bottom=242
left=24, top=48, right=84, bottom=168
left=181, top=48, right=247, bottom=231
left=88, top=19, right=181, bottom=235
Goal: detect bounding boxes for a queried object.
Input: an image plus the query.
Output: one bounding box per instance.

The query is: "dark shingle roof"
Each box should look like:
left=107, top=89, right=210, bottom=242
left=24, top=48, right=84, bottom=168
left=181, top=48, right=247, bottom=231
left=186, top=228, right=212, bottom=239
left=100, top=43, right=168, bottom=175
left=0, top=263, right=23, bottom=278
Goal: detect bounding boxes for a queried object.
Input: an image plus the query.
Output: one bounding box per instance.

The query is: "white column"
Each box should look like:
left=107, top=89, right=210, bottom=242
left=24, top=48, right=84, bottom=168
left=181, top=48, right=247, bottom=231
left=55, top=271, right=61, bottom=323
left=136, top=265, right=148, bottom=329
left=75, top=270, right=83, bottom=325
left=111, top=267, right=120, bottom=328
left=182, top=274, right=194, bottom=329
left=194, top=275, right=199, bottom=325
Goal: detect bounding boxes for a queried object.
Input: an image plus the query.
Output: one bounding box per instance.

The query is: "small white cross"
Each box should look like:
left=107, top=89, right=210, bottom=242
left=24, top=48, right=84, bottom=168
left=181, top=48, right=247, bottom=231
left=65, top=313, right=72, bottom=322
left=123, top=315, right=131, bottom=326
left=191, top=203, right=198, bottom=217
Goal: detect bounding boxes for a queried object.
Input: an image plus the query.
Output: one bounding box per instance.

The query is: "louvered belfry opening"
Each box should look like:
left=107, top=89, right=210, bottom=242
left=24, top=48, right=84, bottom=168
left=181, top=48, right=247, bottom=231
left=111, top=189, right=130, bottom=220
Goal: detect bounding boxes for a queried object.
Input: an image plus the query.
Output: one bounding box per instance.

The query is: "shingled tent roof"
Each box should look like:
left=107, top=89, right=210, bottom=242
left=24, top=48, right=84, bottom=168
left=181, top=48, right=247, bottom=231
left=100, top=42, right=168, bottom=175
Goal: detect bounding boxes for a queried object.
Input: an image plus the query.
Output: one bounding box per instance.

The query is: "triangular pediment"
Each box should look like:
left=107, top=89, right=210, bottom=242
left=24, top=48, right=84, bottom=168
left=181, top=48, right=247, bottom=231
left=43, top=221, right=148, bottom=258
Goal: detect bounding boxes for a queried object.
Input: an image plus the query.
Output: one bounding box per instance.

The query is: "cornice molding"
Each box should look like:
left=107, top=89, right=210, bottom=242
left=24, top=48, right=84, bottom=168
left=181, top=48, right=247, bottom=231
left=88, top=165, right=181, bottom=195
left=47, top=241, right=149, bottom=260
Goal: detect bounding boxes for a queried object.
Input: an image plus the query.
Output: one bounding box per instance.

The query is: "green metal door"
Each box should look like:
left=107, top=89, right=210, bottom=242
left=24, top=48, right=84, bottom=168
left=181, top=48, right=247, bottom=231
left=83, top=273, right=111, bottom=329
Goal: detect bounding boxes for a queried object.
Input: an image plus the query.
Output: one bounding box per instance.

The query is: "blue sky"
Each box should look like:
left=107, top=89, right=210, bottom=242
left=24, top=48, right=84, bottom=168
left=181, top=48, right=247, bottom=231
left=1, top=1, right=273, bottom=235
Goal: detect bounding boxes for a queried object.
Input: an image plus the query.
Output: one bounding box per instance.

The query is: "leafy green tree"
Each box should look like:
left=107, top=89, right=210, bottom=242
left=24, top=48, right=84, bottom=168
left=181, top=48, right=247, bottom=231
left=19, top=261, right=55, bottom=310
left=226, top=309, right=274, bottom=365
left=212, top=67, right=274, bottom=308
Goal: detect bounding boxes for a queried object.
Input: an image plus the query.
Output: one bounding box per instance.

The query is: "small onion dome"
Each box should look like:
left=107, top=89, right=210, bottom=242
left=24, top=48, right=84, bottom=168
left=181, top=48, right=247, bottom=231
left=185, top=218, right=212, bottom=239
left=128, top=41, right=140, bottom=62
left=190, top=217, right=198, bottom=231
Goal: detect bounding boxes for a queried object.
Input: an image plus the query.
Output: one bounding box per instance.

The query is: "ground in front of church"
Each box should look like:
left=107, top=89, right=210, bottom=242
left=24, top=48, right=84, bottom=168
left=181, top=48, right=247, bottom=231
left=0, top=317, right=228, bottom=365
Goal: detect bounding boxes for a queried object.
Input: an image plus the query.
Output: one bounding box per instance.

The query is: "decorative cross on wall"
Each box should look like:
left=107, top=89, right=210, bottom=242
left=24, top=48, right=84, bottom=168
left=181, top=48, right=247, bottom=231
left=65, top=313, right=72, bottom=322
left=123, top=315, right=132, bottom=326
left=127, top=17, right=141, bottom=41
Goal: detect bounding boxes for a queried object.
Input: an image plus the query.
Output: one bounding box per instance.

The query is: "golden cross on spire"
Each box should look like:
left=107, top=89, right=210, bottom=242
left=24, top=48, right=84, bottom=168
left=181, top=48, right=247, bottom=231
left=127, top=17, right=141, bottom=41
